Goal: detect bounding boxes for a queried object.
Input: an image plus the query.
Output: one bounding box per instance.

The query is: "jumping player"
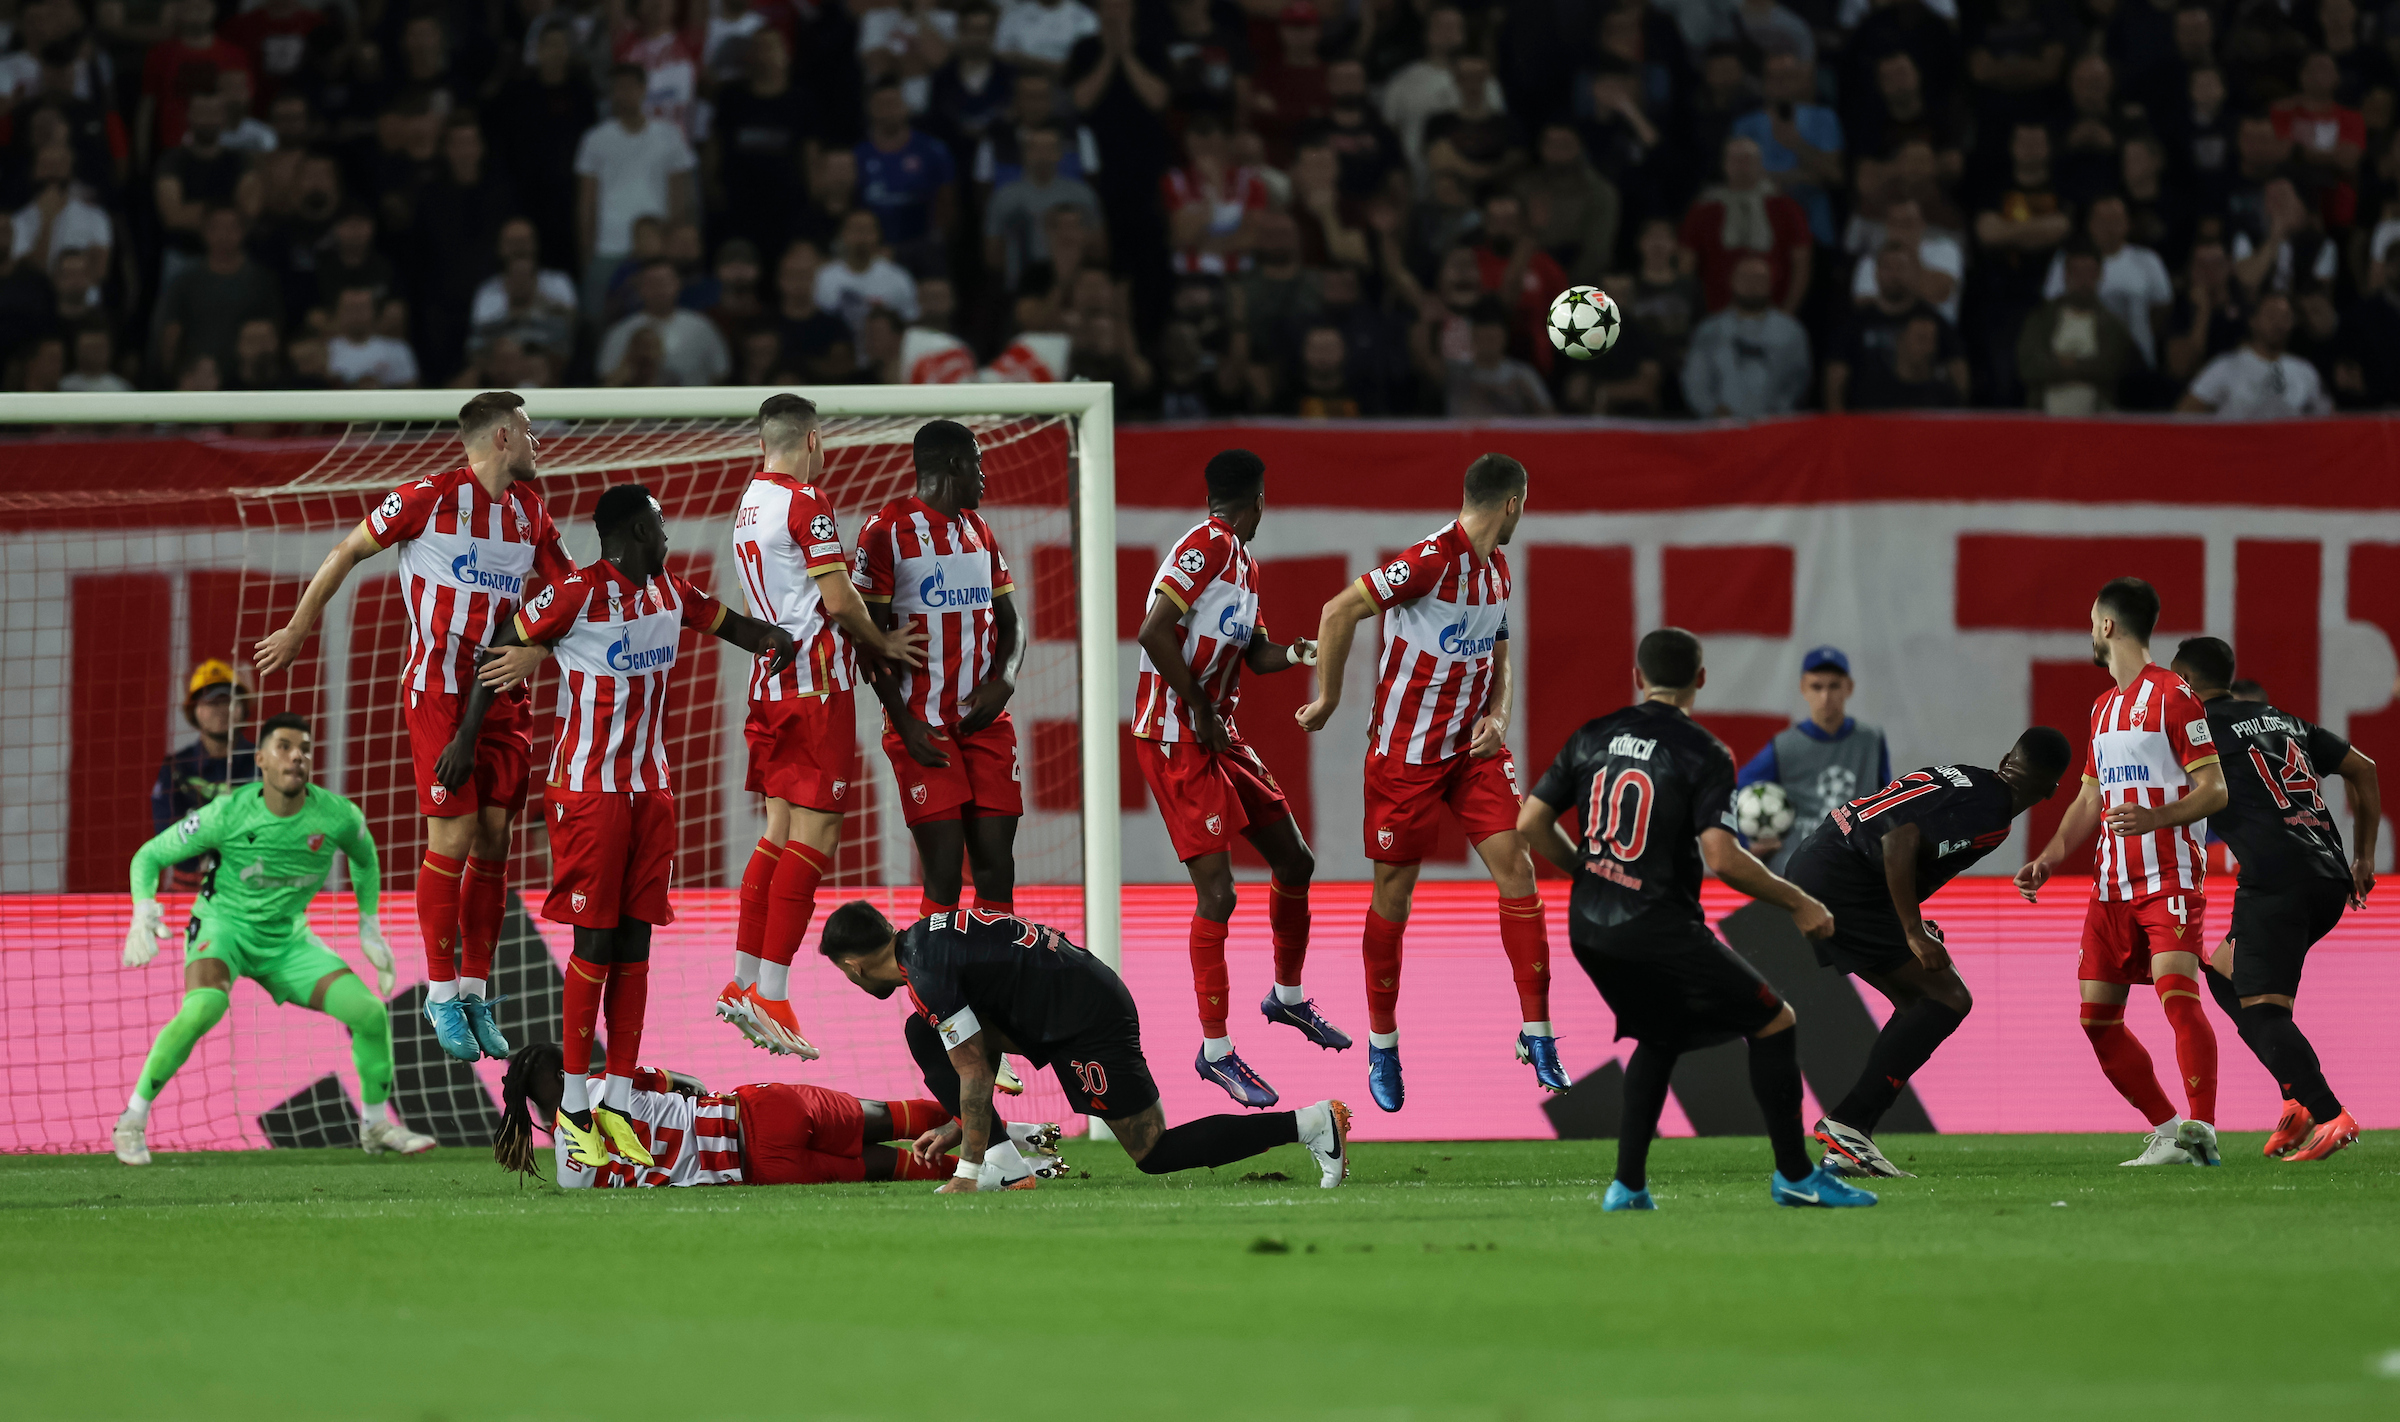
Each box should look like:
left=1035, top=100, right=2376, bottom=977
left=255, top=390, right=575, bottom=1066
left=444, top=484, right=794, bottom=1171
left=115, top=714, right=433, bottom=1164
left=490, top=1042, right=1063, bottom=1189
left=719, top=393, right=927, bottom=1057
left=1518, top=628, right=1875, bottom=1211
left=855, top=421, right=1025, bottom=922
left=1133, top=448, right=1345, bottom=1109
left=2169, top=637, right=2378, bottom=1162
left=1296, top=452, right=1561, bottom=1111
left=2017, top=577, right=2229, bottom=1167
left=1786, top=729, right=2074, bottom=1177
left=819, top=902, right=1354, bottom=1190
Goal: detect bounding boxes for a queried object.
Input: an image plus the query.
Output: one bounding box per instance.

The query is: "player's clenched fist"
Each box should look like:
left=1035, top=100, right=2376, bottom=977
left=1294, top=696, right=1337, bottom=733
left=123, top=901, right=171, bottom=967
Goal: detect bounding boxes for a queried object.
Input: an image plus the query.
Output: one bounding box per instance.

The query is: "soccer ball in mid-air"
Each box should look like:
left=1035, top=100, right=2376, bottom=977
left=1547, top=286, right=1622, bottom=360
left=1733, top=781, right=1796, bottom=840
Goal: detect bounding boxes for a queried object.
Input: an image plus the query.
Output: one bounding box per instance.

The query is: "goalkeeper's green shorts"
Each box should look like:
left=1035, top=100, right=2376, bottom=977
left=184, top=912, right=352, bottom=1007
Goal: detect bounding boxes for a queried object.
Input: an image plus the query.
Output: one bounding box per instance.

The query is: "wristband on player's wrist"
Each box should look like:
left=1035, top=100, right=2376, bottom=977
left=953, top=1158, right=980, bottom=1181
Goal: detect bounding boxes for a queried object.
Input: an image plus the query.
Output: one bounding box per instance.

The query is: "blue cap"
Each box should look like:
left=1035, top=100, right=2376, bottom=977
left=1801, top=645, right=1850, bottom=675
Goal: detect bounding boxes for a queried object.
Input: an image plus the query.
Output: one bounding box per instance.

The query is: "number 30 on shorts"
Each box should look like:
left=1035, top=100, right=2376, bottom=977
left=1072, top=1060, right=1108, bottom=1097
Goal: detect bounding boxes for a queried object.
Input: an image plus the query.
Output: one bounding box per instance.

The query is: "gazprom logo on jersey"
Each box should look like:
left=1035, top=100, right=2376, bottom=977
left=1217, top=603, right=1253, bottom=644
left=917, top=563, right=993, bottom=611
left=605, top=635, right=676, bottom=673
left=2095, top=755, right=2152, bottom=786
left=451, top=545, right=524, bottom=596
left=1437, top=620, right=1496, bottom=657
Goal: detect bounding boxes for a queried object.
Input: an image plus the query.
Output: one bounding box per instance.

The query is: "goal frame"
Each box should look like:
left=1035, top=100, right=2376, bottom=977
left=0, top=384, right=1123, bottom=974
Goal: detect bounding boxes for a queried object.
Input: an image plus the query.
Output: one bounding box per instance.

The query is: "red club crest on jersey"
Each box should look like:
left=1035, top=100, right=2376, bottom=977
left=1204, top=814, right=1222, bottom=836
left=910, top=784, right=927, bottom=805
left=2130, top=702, right=2147, bottom=729
left=832, top=780, right=848, bottom=800
left=307, top=834, right=325, bottom=852
left=429, top=784, right=449, bottom=806
left=1378, top=827, right=1395, bottom=850
left=571, top=891, right=588, bottom=913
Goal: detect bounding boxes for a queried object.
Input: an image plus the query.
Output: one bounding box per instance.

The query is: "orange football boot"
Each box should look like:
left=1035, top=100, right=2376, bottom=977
left=2263, top=1099, right=2314, bottom=1157
left=2282, top=1110, right=2359, bottom=1162
left=748, top=990, right=821, bottom=1059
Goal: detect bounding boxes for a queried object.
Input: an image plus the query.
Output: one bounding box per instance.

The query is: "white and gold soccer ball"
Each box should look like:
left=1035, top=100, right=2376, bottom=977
left=1546, top=286, right=1622, bottom=361
left=1733, top=781, right=1796, bottom=840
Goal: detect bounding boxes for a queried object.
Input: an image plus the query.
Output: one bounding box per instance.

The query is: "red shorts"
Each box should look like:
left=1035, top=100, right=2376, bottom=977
left=2077, top=892, right=2209, bottom=984
left=881, top=711, right=1024, bottom=827
left=1133, top=734, right=1291, bottom=861
left=404, top=685, right=532, bottom=819
left=744, top=688, right=861, bottom=813
left=542, top=786, right=677, bottom=928
left=735, top=1081, right=867, bottom=1185
left=1361, top=748, right=1523, bottom=863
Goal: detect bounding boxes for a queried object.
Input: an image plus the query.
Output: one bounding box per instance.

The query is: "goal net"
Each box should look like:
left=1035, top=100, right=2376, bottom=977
left=0, top=386, right=1119, bottom=1157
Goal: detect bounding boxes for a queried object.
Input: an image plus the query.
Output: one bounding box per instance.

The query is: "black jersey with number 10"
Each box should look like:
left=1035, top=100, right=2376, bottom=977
left=1531, top=701, right=1738, bottom=938
left=1801, top=764, right=2015, bottom=902
left=2199, top=697, right=2352, bottom=890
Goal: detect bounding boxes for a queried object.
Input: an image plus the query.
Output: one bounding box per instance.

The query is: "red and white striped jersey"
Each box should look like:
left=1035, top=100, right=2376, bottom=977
left=1133, top=516, right=1265, bottom=742
left=516, top=559, right=726, bottom=793
left=854, top=495, right=1015, bottom=727
left=733, top=472, right=852, bottom=702
left=554, top=1072, right=744, bottom=1189
left=2084, top=663, right=2221, bottom=902
left=365, top=466, right=576, bottom=695
left=1359, top=522, right=1512, bottom=765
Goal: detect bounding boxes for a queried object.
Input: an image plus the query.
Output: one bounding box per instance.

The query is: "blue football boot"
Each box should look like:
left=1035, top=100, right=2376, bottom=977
left=1770, top=1165, right=1881, bottom=1208
left=1195, top=1048, right=1279, bottom=1108
left=459, top=994, right=511, bottom=1059
left=1367, top=1043, right=1405, bottom=1112
left=423, top=996, right=481, bottom=1063
left=1261, top=990, right=1352, bottom=1050
left=1601, top=1180, right=1655, bottom=1211
left=1517, top=1032, right=1570, bottom=1094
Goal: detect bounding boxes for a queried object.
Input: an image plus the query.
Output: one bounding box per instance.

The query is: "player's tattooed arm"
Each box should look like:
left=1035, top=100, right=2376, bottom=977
left=2337, top=747, right=2379, bottom=907
left=1875, top=822, right=1949, bottom=972
left=1516, top=794, right=1581, bottom=875
left=256, top=522, right=382, bottom=676
left=1296, top=581, right=1378, bottom=732
left=1136, top=593, right=1233, bottom=753
left=2017, top=780, right=2103, bottom=902
left=958, top=592, right=1023, bottom=735
left=1701, top=828, right=1836, bottom=939
left=938, top=1037, right=1001, bottom=1194
left=712, top=608, right=798, bottom=675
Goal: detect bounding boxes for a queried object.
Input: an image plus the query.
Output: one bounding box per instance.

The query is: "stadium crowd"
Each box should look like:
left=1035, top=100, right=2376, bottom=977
left=2, top=0, right=2397, bottom=417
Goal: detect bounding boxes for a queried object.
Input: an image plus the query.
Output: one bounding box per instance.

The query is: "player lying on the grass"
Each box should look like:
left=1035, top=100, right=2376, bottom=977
left=2017, top=577, right=2229, bottom=1168
left=1784, top=728, right=2073, bottom=1178
left=1132, top=448, right=1344, bottom=1109
left=820, top=901, right=1353, bottom=1191
left=1518, top=628, right=1876, bottom=1211
left=720, top=393, right=927, bottom=1059
left=491, top=1042, right=1064, bottom=1189
left=1297, top=452, right=1562, bottom=1112
left=116, top=714, right=434, bottom=1164
left=256, top=391, right=577, bottom=1067
left=451, top=485, right=795, bottom=1173
left=2171, top=637, right=2378, bottom=1163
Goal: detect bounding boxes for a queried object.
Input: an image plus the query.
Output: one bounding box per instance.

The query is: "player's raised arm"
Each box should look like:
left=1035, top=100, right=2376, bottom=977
left=1295, top=580, right=1378, bottom=732
left=255, top=521, right=384, bottom=676
left=1872, top=821, right=1948, bottom=972
left=124, top=804, right=227, bottom=965
left=1699, top=826, right=1835, bottom=939
left=2336, top=747, right=2379, bottom=906
left=1516, top=792, right=1580, bottom=876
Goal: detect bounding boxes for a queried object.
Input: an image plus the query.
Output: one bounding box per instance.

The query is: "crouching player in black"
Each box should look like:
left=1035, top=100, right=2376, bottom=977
left=1784, top=728, right=2073, bottom=1177
left=821, top=902, right=1352, bottom=1190
left=2170, top=637, right=2379, bottom=1162
left=1517, top=628, right=1874, bottom=1211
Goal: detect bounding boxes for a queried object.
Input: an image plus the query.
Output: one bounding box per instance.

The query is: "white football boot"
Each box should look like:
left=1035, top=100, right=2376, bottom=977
left=2119, top=1129, right=2194, bottom=1166
left=1812, top=1117, right=1915, bottom=1178
left=2175, top=1118, right=2222, bottom=1167
left=112, top=1110, right=150, bottom=1166
left=362, top=1120, right=437, bottom=1156
left=1300, top=1099, right=1352, bottom=1189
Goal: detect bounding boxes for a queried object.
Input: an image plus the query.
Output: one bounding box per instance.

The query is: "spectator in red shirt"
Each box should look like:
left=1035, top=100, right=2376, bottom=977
left=141, top=0, right=254, bottom=154
left=2272, top=52, right=2366, bottom=229
left=1252, top=2, right=1331, bottom=167
left=1680, top=135, right=1811, bottom=314
left=222, top=0, right=326, bottom=110
left=1471, top=189, right=1565, bottom=371
left=1163, top=111, right=1269, bottom=275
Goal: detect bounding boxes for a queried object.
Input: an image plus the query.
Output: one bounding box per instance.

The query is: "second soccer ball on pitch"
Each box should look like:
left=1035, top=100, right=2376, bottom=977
left=1733, top=781, right=1796, bottom=840
left=1546, top=286, right=1622, bottom=361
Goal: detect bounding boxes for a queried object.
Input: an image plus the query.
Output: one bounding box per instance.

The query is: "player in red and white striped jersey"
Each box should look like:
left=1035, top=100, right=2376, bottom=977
left=1296, top=454, right=1563, bottom=1112
left=445, top=484, right=794, bottom=1171
left=855, top=421, right=1026, bottom=921
left=721, top=395, right=928, bottom=1058
left=2018, top=577, right=2230, bottom=1167
left=1132, top=450, right=1348, bottom=1109
left=255, top=392, right=576, bottom=1066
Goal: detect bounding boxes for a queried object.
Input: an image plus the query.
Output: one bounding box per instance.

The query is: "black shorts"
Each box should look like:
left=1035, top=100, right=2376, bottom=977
left=1030, top=966, right=1161, bottom=1121
left=2227, top=877, right=2348, bottom=998
left=1569, top=918, right=1786, bottom=1049
left=1785, top=840, right=1918, bottom=976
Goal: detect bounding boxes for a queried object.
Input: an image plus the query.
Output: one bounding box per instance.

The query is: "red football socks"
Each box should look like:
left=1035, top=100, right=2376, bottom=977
left=974, top=894, right=1014, bottom=915
left=734, top=837, right=779, bottom=967
left=762, top=841, right=832, bottom=976
left=884, top=1099, right=952, bottom=1140
left=893, top=1152, right=951, bottom=1181
left=1268, top=878, right=1309, bottom=986
left=1189, top=916, right=1232, bottom=1035
left=459, top=856, right=505, bottom=983
left=918, top=893, right=956, bottom=919
left=603, top=960, right=650, bottom=1081
left=2080, top=1002, right=2175, bottom=1126
left=562, top=953, right=608, bottom=1076
left=416, top=852, right=464, bottom=982
left=1362, top=908, right=1405, bottom=1035
left=1497, top=893, right=1552, bottom=1022
left=2154, top=973, right=2218, bottom=1123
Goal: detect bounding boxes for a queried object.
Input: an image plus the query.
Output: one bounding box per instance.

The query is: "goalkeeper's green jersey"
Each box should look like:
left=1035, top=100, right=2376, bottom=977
left=131, top=783, right=380, bottom=937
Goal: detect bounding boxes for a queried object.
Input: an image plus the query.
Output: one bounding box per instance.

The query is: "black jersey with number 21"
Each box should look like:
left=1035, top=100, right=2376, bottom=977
left=1803, top=764, right=2015, bottom=902
left=2200, top=697, right=2352, bottom=890
left=1531, top=701, right=1738, bottom=938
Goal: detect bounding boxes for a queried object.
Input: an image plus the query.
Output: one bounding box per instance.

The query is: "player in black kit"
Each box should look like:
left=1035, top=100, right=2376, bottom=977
left=1784, top=728, right=2074, bottom=1177
left=819, top=902, right=1353, bottom=1189
left=1517, top=628, right=1877, bottom=1211
left=2169, top=638, right=2379, bottom=1162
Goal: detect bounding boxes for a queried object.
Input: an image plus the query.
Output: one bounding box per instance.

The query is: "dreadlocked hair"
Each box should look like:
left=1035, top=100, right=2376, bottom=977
left=494, top=1040, right=565, bottom=1179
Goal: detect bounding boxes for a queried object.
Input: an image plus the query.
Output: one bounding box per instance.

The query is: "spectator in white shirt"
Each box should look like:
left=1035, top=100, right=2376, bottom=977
left=13, top=141, right=111, bottom=278
left=574, top=63, right=698, bottom=320
left=815, top=207, right=921, bottom=349
left=470, top=218, right=580, bottom=324
left=597, top=259, right=732, bottom=385
left=1382, top=4, right=1504, bottom=177
left=2041, top=195, right=2173, bottom=367
left=1849, top=198, right=1960, bottom=323
left=59, top=322, right=131, bottom=392
left=995, top=0, right=1098, bottom=77
left=325, top=286, right=421, bottom=388
left=2179, top=294, right=2331, bottom=417
left=216, top=70, right=278, bottom=154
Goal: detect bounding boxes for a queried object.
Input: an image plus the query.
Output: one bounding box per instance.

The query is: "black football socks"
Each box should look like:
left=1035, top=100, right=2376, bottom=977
left=1615, top=1042, right=1677, bottom=1192
left=1830, top=999, right=1966, bottom=1134
left=1137, top=1112, right=1301, bottom=1174
left=1746, top=1027, right=1813, bottom=1181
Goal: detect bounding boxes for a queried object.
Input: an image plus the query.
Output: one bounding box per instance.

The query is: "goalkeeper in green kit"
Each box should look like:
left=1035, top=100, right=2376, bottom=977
left=114, top=714, right=434, bottom=1164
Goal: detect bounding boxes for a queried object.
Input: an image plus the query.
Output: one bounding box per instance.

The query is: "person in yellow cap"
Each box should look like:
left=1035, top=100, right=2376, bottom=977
left=148, top=659, right=257, bottom=891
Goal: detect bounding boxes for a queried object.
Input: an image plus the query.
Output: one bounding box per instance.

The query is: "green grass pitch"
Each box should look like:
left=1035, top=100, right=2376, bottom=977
left=6, top=1134, right=2396, bottom=1420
